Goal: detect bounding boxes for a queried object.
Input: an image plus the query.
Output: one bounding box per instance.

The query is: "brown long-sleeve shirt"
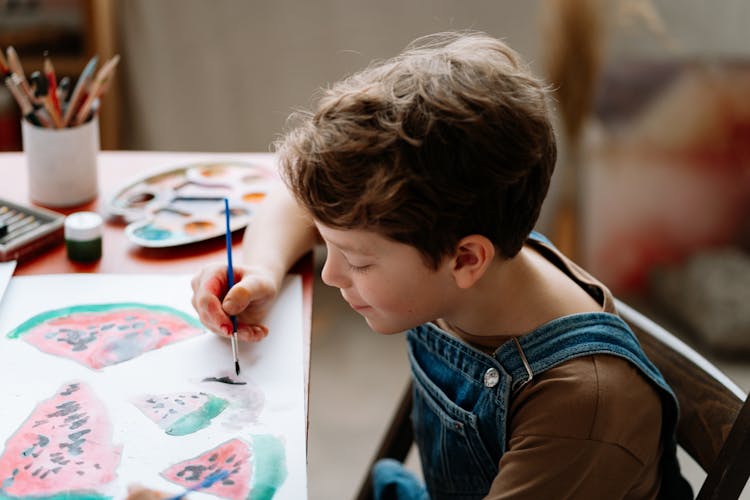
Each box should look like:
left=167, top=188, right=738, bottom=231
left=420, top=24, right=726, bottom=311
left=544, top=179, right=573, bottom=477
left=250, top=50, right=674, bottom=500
left=454, top=238, right=664, bottom=499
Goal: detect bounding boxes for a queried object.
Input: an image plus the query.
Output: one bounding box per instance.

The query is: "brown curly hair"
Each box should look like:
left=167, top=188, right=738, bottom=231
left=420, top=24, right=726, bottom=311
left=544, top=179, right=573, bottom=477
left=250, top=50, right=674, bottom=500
left=277, top=31, right=557, bottom=268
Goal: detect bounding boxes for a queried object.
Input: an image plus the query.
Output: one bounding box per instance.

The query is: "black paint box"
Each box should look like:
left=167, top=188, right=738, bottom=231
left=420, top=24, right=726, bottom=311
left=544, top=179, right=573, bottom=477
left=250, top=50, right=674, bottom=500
left=0, top=199, right=65, bottom=262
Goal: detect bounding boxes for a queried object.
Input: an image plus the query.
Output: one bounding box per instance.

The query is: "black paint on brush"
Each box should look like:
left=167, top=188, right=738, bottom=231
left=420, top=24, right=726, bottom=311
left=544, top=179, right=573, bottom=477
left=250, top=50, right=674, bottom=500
left=202, top=376, right=246, bottom=385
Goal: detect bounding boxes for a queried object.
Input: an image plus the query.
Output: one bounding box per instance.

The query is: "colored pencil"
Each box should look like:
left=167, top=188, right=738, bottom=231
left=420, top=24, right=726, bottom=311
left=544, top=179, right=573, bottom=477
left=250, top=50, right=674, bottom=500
left=5, top=74, right=42, bottom=127
left=43, top=56, right=63, bottom=126
left=0, top=49, right=9, bottom=77
left=6, top=46, right=33, bottom=100
left=63, top=55, right=97, bottom=127
left=31, top=73, right=62, bottom=128
left=2, top=51, right=117, bottom=129
left=57, top=76, right=71, bottom=104
left=74, top=54, right=119, bottom=126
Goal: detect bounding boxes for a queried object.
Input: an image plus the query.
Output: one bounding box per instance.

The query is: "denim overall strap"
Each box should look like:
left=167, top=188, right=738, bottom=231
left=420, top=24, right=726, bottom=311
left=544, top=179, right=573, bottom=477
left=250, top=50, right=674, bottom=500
left=495, top=312, right=692, bottom=499
left=495, top=313, right=670, bottom=396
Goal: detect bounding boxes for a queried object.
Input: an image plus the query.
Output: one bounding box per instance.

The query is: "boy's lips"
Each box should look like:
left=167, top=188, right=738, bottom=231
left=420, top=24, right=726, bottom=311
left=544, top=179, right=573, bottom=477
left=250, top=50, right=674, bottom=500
left=348, top=302, right=371, bottom=312
left=341, top=292, right=370, bottom=311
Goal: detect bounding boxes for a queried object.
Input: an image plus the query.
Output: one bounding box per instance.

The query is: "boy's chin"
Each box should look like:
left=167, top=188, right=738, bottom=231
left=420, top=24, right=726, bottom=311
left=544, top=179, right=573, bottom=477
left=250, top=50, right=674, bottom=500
left=364, top=317, right=411, bottom=336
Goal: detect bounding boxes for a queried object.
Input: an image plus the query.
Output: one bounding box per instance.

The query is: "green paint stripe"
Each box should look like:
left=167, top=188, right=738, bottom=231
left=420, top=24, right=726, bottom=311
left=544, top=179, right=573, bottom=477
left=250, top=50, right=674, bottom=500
left=0, top=492, right=111, bottom=500
left=7, top=303, right=203, bottom=339
left=166, top=395, right=229, bottom=436
left=248, top=434, right=288, bottom=500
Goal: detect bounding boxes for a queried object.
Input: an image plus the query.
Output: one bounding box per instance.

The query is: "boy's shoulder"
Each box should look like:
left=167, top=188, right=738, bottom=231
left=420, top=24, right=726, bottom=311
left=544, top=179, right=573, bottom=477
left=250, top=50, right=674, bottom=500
left=508, top=353, right=662, bottom=465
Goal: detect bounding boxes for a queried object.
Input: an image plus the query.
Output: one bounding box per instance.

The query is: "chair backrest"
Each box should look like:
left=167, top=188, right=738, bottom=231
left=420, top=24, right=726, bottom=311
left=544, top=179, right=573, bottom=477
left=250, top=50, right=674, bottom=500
left=356, top=301, right=750, bottom=500
left=615, top=299, right=750, bottom=500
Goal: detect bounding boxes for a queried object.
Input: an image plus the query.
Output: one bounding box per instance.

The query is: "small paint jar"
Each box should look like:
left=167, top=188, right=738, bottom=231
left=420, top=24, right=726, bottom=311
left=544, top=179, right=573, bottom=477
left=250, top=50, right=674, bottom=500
left=65, top=211, right=103, bottom=262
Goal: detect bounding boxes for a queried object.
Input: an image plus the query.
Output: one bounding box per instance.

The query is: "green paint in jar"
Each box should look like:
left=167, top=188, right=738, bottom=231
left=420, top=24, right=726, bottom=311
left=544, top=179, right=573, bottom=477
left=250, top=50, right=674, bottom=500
left=65, top=211, right=103, bottom=262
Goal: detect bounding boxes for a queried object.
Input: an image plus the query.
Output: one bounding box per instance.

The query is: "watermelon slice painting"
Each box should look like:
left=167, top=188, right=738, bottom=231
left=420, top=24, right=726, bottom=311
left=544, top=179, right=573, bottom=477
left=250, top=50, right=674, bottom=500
left=0, top=382, right=121, bottom=499
left=161, top=435, right=287, bottom=500
left=133, top=392, right=229, bottom=436
left=6, top=303, right=205, bottom=370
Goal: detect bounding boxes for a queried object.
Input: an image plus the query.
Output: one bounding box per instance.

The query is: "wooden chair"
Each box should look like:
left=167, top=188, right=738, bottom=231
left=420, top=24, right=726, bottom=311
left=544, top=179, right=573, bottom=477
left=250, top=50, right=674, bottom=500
left=355, top=299, right=750, bottom=500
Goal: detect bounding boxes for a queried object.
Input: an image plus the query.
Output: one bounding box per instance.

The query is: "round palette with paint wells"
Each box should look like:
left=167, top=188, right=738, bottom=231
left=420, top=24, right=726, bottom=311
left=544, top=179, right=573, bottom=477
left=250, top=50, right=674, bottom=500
left=107, top=161, right=275, bottom=247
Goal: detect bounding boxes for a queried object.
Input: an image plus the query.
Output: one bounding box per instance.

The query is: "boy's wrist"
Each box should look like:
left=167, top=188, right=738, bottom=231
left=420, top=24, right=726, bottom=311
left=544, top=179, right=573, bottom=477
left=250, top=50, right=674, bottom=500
left=238, top=260, right=286, bottom=292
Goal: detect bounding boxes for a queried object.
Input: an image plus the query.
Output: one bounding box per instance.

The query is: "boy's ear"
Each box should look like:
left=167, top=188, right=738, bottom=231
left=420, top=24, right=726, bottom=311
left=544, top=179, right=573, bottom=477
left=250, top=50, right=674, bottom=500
left=451, top=235, right=495, bottom=289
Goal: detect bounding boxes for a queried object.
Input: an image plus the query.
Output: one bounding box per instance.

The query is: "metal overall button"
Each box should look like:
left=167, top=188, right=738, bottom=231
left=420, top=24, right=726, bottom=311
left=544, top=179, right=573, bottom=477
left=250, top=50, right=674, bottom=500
left=483, top=367, right=500, bottom=388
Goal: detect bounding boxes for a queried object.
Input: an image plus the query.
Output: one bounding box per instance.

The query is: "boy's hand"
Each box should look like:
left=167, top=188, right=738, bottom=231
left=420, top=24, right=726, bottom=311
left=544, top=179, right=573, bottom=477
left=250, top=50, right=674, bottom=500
left=125, top=486, right=169, bottom=499
left=190, top=262, right=277, bottom=342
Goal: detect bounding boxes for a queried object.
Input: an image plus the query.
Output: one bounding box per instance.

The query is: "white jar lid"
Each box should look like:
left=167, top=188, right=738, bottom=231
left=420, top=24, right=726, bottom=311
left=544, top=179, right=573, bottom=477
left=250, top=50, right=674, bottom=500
left=65, top=211, right=103, bottom=241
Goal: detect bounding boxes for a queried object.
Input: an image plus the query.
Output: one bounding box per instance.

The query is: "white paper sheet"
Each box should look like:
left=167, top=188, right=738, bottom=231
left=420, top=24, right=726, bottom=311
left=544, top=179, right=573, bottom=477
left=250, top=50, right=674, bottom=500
left=0, top=260, right=15, bottom=305
left=0, top=273, right=307, bottom=499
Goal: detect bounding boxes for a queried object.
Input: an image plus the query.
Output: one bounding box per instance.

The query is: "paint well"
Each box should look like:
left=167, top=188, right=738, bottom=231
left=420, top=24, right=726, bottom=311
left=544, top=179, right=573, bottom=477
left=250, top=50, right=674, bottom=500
left=133, top=225, right=172, bottom=241
left=242, top=192, right=266, bottom=203
left=184, top=220, right=215, bottom=235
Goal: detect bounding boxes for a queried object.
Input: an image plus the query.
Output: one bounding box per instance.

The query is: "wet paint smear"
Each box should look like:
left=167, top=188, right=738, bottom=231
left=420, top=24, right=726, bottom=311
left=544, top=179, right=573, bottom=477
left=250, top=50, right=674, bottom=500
left=6, top=303, right=204, bottom=370
left=203, top=376, right=247, bottom=386
left=0, top=382, right=121, bottom=498
left=133, top=392, right=229, bottom=436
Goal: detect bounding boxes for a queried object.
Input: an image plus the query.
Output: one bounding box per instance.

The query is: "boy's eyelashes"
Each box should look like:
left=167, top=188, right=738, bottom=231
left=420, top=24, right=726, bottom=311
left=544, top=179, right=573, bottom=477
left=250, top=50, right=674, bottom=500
left=347, top=263, right=373, bottom=273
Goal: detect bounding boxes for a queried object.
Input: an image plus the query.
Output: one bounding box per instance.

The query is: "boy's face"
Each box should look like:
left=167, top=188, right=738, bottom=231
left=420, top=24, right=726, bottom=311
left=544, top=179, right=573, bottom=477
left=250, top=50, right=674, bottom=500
left=315, top=222, right=456, bottom=334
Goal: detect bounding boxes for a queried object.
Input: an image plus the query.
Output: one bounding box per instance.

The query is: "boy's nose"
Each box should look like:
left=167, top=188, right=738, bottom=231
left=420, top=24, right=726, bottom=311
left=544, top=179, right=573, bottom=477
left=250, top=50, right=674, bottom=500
left=321, top=255, right=348, bottom=289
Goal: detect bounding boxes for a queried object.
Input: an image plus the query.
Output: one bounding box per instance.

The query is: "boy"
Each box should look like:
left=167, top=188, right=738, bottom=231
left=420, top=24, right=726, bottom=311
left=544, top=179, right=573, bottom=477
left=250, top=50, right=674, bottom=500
left=191, top=32, right=692, bottom=499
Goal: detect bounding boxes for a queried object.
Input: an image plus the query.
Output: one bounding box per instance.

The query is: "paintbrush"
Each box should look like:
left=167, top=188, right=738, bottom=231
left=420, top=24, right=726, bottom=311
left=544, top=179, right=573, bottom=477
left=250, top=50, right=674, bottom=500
left=224, top=198, right=240, bottom=376
left=63, top=55, right=97, bottom=127
left=165, top=469, right=230, bottom=500
left=73, top=54, right=120, bottom=126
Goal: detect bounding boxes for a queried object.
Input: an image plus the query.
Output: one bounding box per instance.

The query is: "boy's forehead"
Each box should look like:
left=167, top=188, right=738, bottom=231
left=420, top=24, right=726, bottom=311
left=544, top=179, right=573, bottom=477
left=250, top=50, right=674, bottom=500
left=314, top=222, right=380, bottom=255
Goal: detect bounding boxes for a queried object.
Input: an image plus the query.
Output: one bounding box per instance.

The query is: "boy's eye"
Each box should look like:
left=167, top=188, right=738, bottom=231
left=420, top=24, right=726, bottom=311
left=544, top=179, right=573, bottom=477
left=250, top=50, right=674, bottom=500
left=348, top=263, right=372, bottom=273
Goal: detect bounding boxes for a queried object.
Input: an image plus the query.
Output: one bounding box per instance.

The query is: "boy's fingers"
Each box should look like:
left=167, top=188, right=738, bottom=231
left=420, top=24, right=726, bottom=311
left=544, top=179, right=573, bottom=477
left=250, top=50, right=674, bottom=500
left=236, top=324, right=269, bottom=342
left=223, top=277, right=271, bottom=315
left=192, top=264, right=228, bottom=295
left=193, top=291, right=232, bottom=336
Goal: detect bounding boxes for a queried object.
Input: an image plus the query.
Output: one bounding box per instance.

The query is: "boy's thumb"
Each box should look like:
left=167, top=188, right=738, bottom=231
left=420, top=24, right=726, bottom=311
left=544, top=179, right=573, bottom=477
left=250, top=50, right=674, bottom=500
left=223, top=278, right=267, bottom=315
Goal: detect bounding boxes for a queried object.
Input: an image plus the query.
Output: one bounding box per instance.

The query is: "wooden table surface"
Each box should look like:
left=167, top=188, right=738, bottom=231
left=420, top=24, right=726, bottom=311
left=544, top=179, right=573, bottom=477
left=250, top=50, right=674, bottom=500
left=0, top=150, right=313, bottom=404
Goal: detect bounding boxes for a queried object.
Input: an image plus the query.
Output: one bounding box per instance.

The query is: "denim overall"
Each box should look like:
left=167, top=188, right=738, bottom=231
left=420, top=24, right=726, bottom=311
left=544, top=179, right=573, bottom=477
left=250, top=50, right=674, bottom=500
left=373, top=239, right=692, bottom=500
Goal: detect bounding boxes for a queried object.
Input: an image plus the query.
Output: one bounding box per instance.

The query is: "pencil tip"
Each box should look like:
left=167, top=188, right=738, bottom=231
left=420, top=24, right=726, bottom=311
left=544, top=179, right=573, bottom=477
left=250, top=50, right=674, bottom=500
left=235, top=361, right=240, bottom=376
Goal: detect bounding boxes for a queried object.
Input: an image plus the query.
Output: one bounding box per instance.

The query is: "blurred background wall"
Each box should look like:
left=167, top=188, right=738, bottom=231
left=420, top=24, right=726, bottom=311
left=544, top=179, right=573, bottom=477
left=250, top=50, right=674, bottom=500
left=115, top=0, right=547, bottom=152
left=112, top=0, right=750, bottom=152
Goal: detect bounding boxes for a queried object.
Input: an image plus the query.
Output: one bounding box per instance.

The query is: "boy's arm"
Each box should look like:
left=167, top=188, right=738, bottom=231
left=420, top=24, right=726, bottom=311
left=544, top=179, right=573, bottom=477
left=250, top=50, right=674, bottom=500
left=240, top=181, right=319, bottom=288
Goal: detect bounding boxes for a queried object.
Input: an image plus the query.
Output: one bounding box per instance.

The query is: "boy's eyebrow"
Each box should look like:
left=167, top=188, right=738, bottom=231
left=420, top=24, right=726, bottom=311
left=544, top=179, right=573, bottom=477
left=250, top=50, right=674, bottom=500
left=326, top=238, right=374, bottom=256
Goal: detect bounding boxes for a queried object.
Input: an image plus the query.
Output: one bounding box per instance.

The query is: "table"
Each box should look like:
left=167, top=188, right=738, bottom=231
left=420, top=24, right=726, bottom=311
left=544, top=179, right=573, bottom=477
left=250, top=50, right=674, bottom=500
left=0, top=150, right=313, bottom=398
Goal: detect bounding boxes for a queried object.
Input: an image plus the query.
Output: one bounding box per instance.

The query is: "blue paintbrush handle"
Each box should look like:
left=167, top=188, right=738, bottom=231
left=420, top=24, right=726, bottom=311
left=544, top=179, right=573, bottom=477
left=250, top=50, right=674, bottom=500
left=224, top=198, right=238, bottom=329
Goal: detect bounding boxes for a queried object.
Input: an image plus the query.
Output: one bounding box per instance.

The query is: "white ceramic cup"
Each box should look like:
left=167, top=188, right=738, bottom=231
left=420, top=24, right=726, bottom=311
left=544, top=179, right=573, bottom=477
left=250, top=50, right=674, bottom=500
left=21, top=117, right=100, bottom=208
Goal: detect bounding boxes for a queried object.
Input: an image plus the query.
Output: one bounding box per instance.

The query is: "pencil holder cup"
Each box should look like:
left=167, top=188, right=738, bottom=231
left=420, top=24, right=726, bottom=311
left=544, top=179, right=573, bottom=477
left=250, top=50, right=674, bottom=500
left=21, top=117, right=100, bottom=208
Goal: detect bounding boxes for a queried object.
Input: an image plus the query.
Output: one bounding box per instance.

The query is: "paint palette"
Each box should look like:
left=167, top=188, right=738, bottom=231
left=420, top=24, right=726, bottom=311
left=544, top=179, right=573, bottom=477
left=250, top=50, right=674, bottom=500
left=107, top=161, right=275, bottom=247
